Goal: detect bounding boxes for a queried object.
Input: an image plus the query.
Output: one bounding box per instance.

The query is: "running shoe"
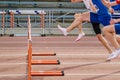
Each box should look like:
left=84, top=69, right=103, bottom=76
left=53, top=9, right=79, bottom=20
left=57, top=25, right=68, bottom=36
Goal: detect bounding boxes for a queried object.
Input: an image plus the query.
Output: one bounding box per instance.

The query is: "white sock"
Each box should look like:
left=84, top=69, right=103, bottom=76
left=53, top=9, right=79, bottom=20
left=57, top=25, right=68, bottom=36
left=75, top=33, right=85, bottom=41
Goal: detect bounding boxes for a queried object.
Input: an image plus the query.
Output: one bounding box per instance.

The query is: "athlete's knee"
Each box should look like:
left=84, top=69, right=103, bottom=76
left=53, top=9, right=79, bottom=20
left=75, top=15, right=83, bottom=22
left=102, top=27, right=108, bottom=34
left=74, top=13, right=81, bottom=19
left=116, top=35, right=120, bottom=44
left=81, top=12, right=90, bottom=21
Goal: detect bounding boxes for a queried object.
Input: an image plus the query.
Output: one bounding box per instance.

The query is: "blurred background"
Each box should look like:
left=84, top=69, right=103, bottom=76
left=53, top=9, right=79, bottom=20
left=0, top=0, right=96, bottom=36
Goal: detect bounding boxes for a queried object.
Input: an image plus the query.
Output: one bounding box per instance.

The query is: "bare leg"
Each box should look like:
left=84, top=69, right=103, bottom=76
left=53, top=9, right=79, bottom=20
left=116, top=35, right=120, bottom=44
left=103, top=25, right=120, bottom=60
left=58, top=12, right=90, bottom=37
left=75, top=24, right=85, bottom=41
left=67, top=12, right=90, bottom=32
left=73, top=13, right=85, bottom=41
left=96, top=34, right=113, bottom=54
left=91, top=23, right=113, bottom=54
left=72, top=13, right=84, bottom=34
left=103, top=25, right=120, bottom=49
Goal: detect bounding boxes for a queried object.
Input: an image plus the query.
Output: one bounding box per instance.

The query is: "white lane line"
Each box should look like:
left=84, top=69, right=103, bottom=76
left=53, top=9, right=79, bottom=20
left=1, top=62, right=120, bottom=65
left=0, top=63, right=27, bottom=65
left=0, top=74, right=120, bottom=76
left=65, top=73, right=120, bottom=76
left=57, top=53, right=107, bottom=56
left=32, top=47, right=105, bottom=48
left=0, top=53, right=108, bottom=56
left=0, top=54, right=27, bottom=56
left=61, top=62, right=120, bottom=64
left=0, top=74, right=27, bottom=77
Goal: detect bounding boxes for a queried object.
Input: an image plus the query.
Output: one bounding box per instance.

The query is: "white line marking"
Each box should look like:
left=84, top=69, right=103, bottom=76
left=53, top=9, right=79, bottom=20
left=65, top=73, right=120, bottom=76
left=0, top=74, right=27, bottom=77
left=1, top=62, right=120, bottom=65
left=0, top=63, right=27, bottom=65
left=57, top=53, right=107, bottom=56
left=0, top=54, right=27, bottom=56
left=61, top=62, right=120, bottom=64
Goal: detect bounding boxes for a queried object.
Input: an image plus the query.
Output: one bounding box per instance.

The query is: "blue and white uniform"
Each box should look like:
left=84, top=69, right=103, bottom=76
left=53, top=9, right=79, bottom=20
left=110, top=0, right=120, bottom=34
left=90, top=0, right=112, bottom=26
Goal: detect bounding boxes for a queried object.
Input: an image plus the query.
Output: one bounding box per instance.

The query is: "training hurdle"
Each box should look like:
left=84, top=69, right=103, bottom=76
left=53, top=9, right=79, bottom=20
left=8, top=10, right=46, bottom=36
left=27, top=16, right=64, bottom=80
left=9, top=11, right=15, bottom=37
left=0, top=11, right=5, bottom=36
left=40, top=10, right=46, bottom=36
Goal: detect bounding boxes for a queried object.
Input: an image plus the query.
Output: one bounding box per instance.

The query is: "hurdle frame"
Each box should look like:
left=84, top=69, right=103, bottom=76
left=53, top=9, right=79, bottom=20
left=8, top=10, right=47, bottom=36
left=27, top=15, right=64, bottom=80
left=40, top=10, right=46, bottom=36
left=10, top=11, right=15, bottom=37
left=0, top=11, right=5, bottom=36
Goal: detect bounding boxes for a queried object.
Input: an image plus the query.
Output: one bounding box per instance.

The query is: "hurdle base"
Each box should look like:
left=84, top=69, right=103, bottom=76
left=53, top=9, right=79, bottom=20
left=0, top=34, right=4, bottom=36
left=31, top=71, right=64, bottom=76
left=32, top=53, right=56, bottom=56
left=41, top=34, right=46, bottom=37
left=9, top=34, right=14, bottom=37
left=31, top=60, right=60, bottom=65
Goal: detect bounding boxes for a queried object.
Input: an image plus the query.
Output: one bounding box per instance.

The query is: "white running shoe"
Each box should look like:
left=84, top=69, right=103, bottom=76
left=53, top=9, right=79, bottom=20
left=107, top=49, right=120, bottom=60
left=107, top=52, right=116, bottom=60
left=57, top=25, right=68, bottom=36
left=75, top=33, right=85, bottom=41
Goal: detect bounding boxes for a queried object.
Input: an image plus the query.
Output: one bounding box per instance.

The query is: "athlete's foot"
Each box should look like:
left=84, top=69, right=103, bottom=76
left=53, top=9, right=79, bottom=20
left=57, top=25, right=68, bottom=36
left=106, top=49, right=120, bottom=61
left=75, top=33, right=85, bottom=41
left=106, top=52, right=115, bottom=61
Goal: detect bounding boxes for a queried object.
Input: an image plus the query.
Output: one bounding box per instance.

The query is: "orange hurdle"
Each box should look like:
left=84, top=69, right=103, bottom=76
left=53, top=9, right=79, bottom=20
left=27, top=15, right=64, bottom=80
left=31, top=60, right=60, bottom=65
left=28, top=15, right=32, bottom=80
left=31, top=71, right=64, bottom=76
left=0, top=11, right=5, bottom=36
left=10, top=11, right=14, bottom=37
left=32, top=52, right=56, bottom=56
left=40, top=10, right=46, bottom=36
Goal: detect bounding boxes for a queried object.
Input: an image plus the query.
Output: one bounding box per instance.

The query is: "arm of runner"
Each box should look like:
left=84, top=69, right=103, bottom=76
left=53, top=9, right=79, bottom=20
left=101, top=0, right=115, bottom=13
left=105, top=0, right=120, bottom=6
left=110, top=19, right=120, bottom=24
left=89, top=0, right=97, bottom=12
left=71, top=0, right=83, bottom=3
left=109, top=7, right=115, bottom=13
left=102, top=0, right=111, bottom=7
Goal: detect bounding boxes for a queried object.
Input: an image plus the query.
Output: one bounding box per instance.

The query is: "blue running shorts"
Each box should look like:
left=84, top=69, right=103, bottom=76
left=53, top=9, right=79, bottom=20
left=90, top=12, right=111, bottom=26
left=115, top=24, right=120, bottom=34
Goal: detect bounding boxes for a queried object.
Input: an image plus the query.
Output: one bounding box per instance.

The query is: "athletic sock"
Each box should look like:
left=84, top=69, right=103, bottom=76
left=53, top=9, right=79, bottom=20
left=75, top=33, right=85, bottom=41
left=57, top=25, right=68, bottom=36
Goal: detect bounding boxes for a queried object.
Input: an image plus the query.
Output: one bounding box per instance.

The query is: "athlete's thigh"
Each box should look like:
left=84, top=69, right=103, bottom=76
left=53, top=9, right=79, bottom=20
left=81, top=11, right=90, bottom=22
left=103, top=24, right=115, bottom=33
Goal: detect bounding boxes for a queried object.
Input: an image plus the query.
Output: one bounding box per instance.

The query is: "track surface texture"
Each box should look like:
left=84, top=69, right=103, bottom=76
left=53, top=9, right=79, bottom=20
left=0, top=36, right=120, bottom=80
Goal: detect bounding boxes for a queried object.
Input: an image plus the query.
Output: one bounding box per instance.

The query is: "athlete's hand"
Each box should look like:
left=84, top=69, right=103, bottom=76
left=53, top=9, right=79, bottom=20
left=71, top=0, right=83, bottom=3
left=110, top=19, right=115, bottom=24
left=109, top=7, right=115, bottom=14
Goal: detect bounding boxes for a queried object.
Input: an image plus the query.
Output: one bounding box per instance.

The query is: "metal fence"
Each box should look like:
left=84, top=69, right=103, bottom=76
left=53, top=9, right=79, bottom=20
left=0, top=9, right=96, bottom=36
